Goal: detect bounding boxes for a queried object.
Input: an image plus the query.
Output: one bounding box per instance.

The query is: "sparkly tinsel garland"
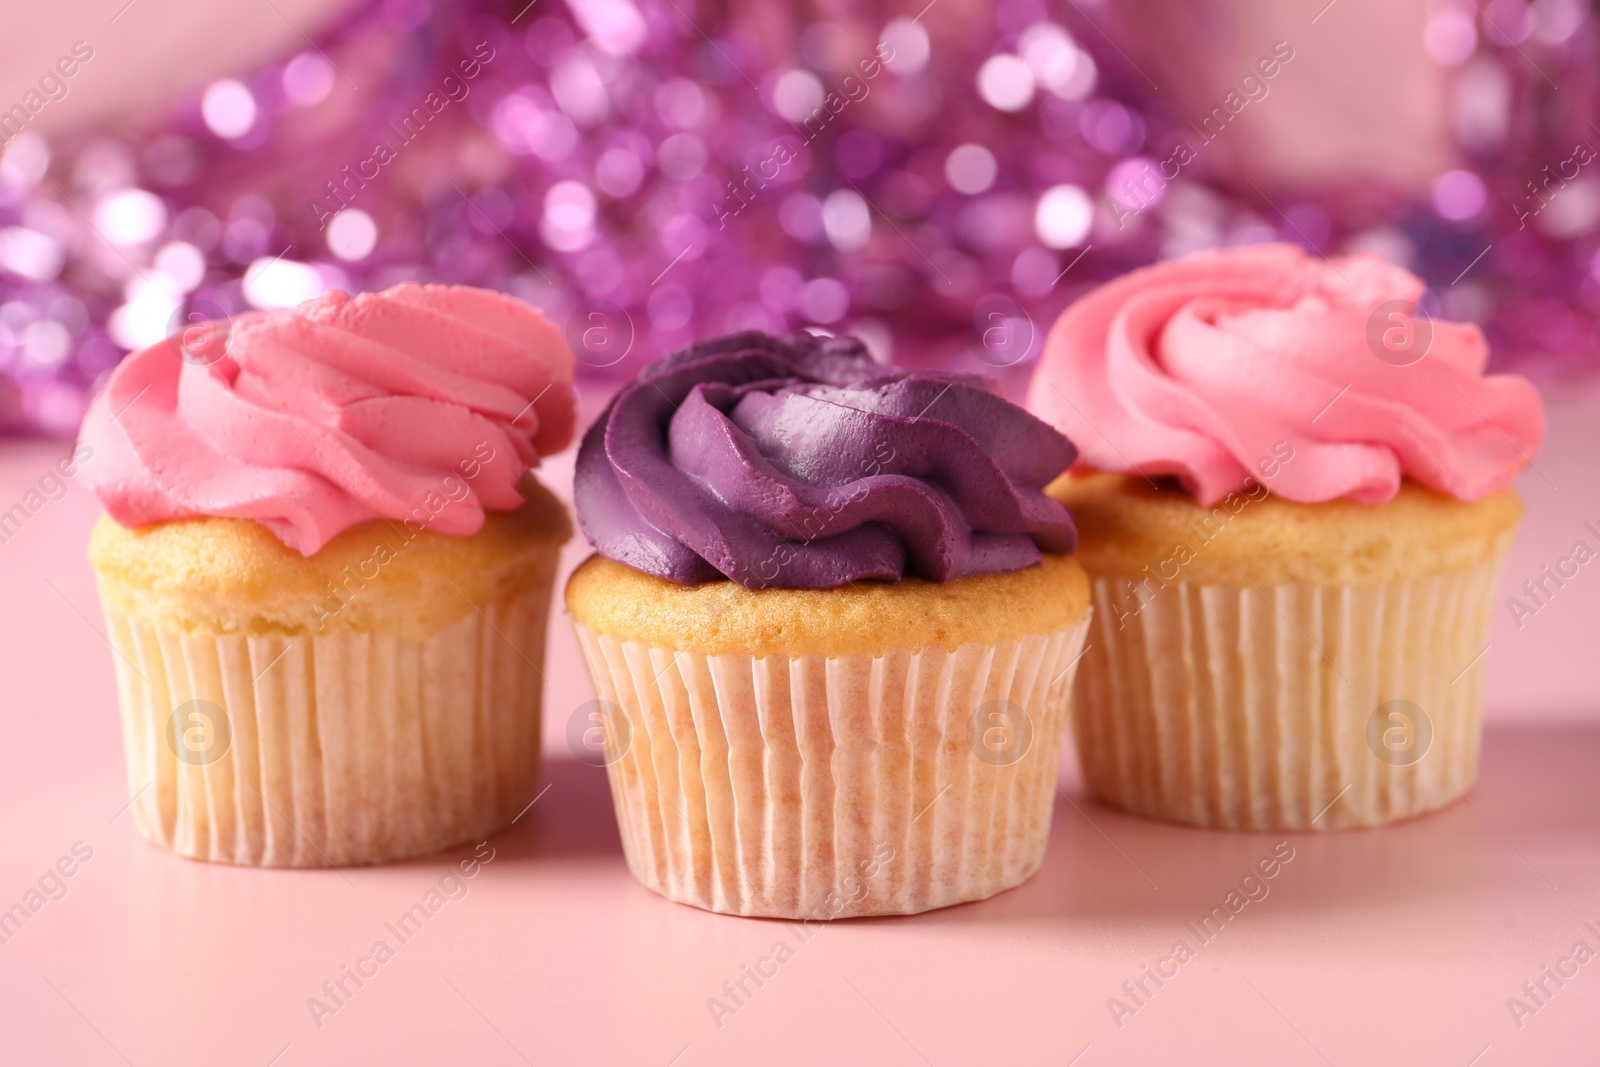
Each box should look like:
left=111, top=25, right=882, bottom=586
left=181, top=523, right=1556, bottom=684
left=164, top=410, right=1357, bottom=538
left=0, top=0, right=1595, bottom=436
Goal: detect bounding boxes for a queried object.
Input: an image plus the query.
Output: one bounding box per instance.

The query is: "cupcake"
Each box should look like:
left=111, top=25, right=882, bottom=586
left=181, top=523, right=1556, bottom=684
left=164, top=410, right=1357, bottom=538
left=1026, top=244, right=1543, bottom=830
left=566, top=332, right=1090, bottom=918
left=79, top=283, right=575, bottom=866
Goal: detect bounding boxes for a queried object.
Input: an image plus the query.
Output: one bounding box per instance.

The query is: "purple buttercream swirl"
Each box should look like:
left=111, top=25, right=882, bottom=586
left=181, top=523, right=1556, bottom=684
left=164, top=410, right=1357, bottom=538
left=574, top=331, right=1078, bottom=589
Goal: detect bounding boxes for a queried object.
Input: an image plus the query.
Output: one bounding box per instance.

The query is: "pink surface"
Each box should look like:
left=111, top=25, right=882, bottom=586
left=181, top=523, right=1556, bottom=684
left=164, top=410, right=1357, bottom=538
left=3, top=383, right=1600, bottom=1065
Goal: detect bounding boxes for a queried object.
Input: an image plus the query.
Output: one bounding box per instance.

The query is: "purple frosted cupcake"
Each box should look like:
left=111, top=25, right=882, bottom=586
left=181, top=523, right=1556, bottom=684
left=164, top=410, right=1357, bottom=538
left=564, top=332, right=1092, bottom=918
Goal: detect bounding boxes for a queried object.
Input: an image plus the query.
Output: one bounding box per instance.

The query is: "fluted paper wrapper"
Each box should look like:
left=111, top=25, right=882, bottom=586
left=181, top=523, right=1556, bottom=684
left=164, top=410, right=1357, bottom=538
left=570, top=618, right=1090, bottom=918
left=101, top=581, right=554, bottom=867
left=1074, top=559, right=1505, bottom=831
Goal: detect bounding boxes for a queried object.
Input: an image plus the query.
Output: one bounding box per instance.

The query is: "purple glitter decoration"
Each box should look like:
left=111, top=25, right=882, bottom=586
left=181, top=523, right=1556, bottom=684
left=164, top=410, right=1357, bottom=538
left=0, top=0, right=1595, bottom=437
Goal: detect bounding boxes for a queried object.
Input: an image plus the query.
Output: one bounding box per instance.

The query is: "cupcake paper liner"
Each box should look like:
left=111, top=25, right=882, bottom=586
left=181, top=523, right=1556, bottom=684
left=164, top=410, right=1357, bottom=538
left=102, top=578, right=555, bottom=866
left=1073, top=558, right=1505, bottom=831
left=570, top=617, right=1091, bottom=918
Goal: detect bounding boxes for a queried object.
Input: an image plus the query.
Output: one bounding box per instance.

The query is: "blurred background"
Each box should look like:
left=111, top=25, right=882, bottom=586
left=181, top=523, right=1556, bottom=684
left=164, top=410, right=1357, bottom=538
left=0, top=0, right=1596, bottom=437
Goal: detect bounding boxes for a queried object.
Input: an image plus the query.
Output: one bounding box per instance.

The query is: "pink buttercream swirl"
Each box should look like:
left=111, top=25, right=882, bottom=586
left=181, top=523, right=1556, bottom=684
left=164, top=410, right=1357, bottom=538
left=1026, top=244, right=1544, bottom=505
left=79, top=283, right=576, bottom=554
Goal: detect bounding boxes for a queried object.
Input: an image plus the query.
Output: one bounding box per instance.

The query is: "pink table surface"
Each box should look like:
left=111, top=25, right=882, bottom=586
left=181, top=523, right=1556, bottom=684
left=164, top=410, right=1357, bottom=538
left=3, top=383, right=1600, bottom=1067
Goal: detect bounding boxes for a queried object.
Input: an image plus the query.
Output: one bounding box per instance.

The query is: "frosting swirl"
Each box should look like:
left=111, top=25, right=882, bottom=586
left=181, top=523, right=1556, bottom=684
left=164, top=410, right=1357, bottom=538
left=574, top=331, right=1077, bottom=589
left=1026, top=244, right=1544, bottom=505
left=79, top=283, right=576, bottom=555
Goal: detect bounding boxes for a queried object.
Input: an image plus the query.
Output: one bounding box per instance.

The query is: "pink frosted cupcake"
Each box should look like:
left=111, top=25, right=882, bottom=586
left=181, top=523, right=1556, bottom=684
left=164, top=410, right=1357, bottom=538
left=1028, top=244, right=1543, bottom=830
left=79, top=283, right=575, bottom=865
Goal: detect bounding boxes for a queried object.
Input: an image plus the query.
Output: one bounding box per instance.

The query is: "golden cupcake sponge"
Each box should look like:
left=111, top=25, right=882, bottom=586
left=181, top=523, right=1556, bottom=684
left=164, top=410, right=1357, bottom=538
left=89, top=479, right=570, bottom=637
left=567, top=550, right=1089, bottom=658
left=1049, top=473, right=1522, bottom=586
